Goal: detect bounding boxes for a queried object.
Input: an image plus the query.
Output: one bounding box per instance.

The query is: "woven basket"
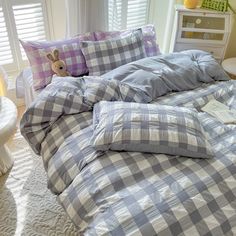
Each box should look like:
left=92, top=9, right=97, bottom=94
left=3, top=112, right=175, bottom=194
left=201, top=0, right=228, bottom=12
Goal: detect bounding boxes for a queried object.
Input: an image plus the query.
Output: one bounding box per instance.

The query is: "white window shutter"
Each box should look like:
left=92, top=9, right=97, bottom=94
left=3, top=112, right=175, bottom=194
left=127, top=0, right=149, bottom=29
left=108, top=0, right=122, bottom=30
left=109, top=0, right=149, bottom=31
left=0, top=0, right=50, bottom=71
left=0, top=5, right=14, bottom=66
left=12, top=2, right=48, bottom=61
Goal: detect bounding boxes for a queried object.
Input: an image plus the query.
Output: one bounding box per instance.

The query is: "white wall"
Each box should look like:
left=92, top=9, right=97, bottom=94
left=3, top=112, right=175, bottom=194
left=149, top=0, right=182, bottom=53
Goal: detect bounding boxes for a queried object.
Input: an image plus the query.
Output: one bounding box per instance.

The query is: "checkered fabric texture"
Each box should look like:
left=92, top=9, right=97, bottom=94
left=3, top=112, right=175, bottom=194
left=80, top=29, right=146, bottom=76
left=92, top=101, right=213, bottom=159
left=20, top=52, right=236, bottom=234
left=94, top=24, right=161, bottom=57
left=56, top=81, right=236, bottom=235
left=83, top=76, right=151, bottom=105
left=21, top=79, right=236, bottom=235
left=20, top=76, right=151, bottom=161
left=20, top=32, right=95, bottom=90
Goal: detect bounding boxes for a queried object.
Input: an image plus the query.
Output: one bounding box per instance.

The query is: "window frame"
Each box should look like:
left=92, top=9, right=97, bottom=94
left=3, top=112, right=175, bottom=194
left=0, top=0, right=51, bottom=73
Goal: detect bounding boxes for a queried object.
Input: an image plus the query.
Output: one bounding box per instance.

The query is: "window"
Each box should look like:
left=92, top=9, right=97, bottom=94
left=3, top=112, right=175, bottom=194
left=0, top=6, right=13, bottom=66
left=0, top=0, right=50, bottom=72
left=108, top=0, right=150, bottom=31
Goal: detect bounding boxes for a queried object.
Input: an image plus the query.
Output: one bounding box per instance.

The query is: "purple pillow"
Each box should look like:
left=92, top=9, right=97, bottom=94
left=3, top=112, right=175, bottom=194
left=94, top=25, right=161, bottom=57
left=20, top=32, right=95, bottom=90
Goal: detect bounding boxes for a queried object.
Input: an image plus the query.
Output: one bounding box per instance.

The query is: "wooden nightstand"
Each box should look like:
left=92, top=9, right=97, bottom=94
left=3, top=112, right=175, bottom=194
left=170, top=5, right=232, bottom=63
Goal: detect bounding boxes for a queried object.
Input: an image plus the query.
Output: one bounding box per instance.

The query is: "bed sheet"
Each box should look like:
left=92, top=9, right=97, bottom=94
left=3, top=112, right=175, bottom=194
left=16, top=68, right=41, bottom=108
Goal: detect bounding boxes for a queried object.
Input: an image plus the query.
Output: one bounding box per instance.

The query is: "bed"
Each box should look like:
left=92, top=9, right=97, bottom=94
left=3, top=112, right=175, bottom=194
left=20, top=49, right=236, bottom=235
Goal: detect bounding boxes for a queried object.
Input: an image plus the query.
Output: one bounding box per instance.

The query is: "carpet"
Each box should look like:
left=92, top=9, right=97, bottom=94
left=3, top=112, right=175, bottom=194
left=0, top=127, right=78, bottom=235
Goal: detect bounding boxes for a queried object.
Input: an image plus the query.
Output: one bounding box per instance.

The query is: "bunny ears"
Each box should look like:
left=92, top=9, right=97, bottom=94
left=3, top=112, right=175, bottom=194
left=46, top=49, right=60, bottom=62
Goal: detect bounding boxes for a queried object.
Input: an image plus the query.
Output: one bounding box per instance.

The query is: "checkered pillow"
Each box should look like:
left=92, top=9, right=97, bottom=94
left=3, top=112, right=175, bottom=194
left=92, top=101, right=214, bottom=159
left=80, top=29, right=146, bottom=76
left=94, top=25, right=161, bottom=57
left=20, top=32, right=95, bottom=90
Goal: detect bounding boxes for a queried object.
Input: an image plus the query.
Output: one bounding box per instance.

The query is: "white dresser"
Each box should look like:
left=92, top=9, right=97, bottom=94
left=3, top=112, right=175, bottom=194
left=170, top=5, right=232, bottom=62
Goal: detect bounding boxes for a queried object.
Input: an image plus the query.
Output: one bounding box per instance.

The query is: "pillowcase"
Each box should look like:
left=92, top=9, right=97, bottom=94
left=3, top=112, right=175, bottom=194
left=94, top=24, right=161, bottom=57
left=20, top=32, right=95, bottom=90
left=80, top=29, right=146, bottom=76
left=92, top=101, right=214, bottom=159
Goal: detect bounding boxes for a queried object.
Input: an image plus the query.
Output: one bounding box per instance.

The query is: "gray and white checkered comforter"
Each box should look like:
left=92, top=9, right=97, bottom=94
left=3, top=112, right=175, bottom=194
left=21, top=51, right=236, bottom=235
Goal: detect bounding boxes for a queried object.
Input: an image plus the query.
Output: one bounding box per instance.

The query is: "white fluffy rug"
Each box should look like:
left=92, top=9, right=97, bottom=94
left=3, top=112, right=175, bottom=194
left=0, top=127, right=78, bottom=235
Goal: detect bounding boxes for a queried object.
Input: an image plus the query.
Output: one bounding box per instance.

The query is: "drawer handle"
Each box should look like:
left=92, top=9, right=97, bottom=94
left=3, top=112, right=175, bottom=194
left=196, top=18, right=201, bottom=24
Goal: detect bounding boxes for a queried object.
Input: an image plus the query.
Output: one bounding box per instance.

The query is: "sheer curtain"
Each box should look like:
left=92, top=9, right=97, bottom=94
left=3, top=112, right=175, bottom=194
left=163, top=0, right=177, bottom=53
left=65, top=0, right=150, bottom=37
left=65, top=0, right=109, bottom=37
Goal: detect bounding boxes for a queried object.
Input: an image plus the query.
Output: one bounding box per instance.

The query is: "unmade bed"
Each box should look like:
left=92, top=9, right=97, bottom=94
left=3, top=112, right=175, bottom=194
left=20, top=50, right=236, bottom=235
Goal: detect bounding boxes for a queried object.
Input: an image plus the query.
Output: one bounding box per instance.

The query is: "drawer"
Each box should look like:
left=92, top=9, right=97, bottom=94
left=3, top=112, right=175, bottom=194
left=181, top=14, right=226, bottom=31
left=174, top=43, right=224, bottom=60
left=177, top=31, right=226, bottom=44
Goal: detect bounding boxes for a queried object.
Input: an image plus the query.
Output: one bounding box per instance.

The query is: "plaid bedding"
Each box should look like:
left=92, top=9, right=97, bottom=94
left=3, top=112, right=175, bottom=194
left=92, top=101, right=214, bottom=159
left=20, top=51, right=236, bottom=235
left=58, top=81, right=236, bottom=235
left=80, top=29, right=146, bottom=76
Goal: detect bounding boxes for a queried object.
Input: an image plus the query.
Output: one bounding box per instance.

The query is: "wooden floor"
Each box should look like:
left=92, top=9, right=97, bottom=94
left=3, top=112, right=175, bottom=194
left=16, top=106, right=25, bottom=124
left=6, top=105, right=26, bottom=146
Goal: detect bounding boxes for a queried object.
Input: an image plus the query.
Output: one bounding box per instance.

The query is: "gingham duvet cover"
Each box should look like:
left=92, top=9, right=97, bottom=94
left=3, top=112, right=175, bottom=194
left=21, top=50, right=236, bottom=235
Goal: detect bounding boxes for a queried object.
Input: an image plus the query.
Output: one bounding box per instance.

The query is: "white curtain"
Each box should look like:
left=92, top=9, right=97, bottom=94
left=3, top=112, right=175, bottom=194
left=65, top=0, right=109, bottom=37
left=163, top=0, right=176, bottom=53
left=149, top=0, right=182, bottom=53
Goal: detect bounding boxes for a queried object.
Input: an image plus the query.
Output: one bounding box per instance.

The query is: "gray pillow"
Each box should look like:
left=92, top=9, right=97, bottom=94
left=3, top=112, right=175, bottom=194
left=80, top=29, right=146, bottom=76
left=92, top=101, right=214, bottom=159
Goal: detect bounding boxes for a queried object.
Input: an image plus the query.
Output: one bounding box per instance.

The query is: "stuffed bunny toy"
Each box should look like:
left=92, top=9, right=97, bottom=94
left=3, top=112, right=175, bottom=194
left=46, top=49, right=70, bottom=77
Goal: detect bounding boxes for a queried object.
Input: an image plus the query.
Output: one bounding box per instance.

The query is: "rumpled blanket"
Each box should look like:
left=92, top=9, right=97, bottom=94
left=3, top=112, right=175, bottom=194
left=20, top=50, right=236, bottom=235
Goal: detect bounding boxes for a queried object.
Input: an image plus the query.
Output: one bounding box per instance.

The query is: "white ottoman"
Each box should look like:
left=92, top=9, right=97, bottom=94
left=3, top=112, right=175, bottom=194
left=0, top=97, right=17, bottom=176
left=222, top=58, right=236, bottom=79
